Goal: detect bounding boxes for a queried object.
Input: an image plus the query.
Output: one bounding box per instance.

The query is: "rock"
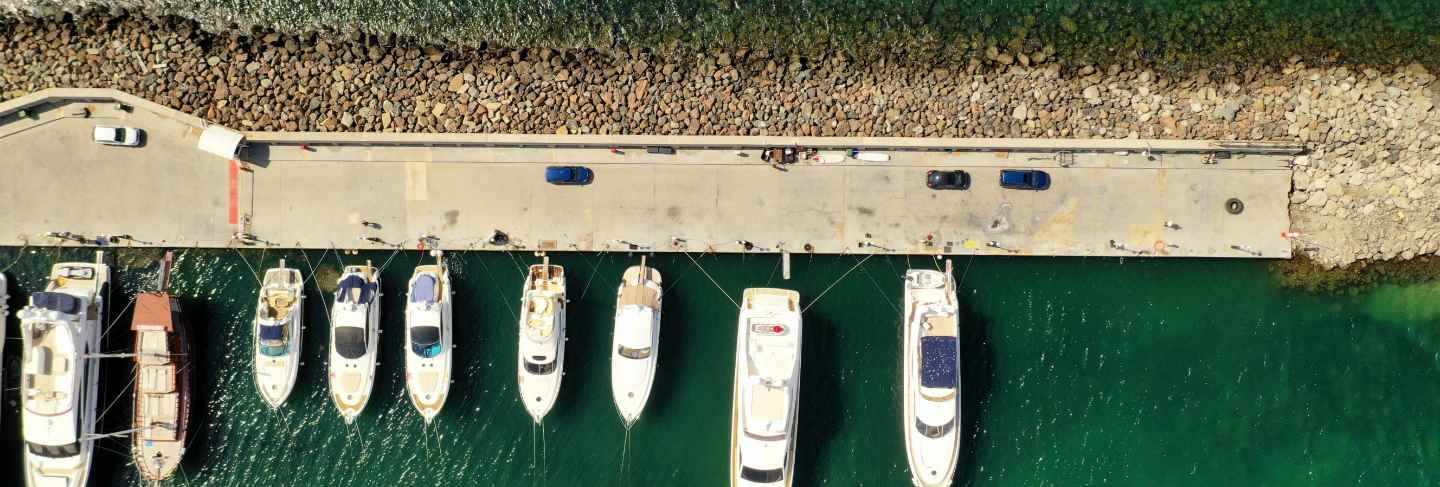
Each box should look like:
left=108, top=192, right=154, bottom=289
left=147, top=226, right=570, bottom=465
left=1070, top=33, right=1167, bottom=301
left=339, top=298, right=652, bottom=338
left=382, top=100, right=396, bottom=114
left=340, top=112, right=354, bottom=127
left=996, top=53, right=1015, bottom=65
left=431, top=102, right=446, bottom=117
left=1083, top=85, right=1101, bottom=101
left=1214, top=99, right=1243, bottom=121
left=555, top=126, right=569, bottom=135
left=1011, top=103, right=1028, bottom=120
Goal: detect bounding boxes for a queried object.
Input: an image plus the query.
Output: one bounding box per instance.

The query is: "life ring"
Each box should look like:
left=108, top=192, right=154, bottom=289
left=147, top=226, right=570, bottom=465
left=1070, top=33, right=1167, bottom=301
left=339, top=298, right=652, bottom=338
left=1225, top=198, right=1244, bottom=215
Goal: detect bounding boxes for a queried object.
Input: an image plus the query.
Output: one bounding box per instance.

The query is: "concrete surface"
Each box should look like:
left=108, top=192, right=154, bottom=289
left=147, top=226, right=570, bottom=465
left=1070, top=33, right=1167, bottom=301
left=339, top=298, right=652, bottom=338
left=0, top=89, right=1302, bottom=258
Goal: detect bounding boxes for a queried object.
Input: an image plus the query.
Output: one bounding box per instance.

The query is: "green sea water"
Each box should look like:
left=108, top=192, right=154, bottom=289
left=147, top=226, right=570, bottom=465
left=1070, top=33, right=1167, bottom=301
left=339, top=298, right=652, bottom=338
left=1, top=247, right=1438, bottom=486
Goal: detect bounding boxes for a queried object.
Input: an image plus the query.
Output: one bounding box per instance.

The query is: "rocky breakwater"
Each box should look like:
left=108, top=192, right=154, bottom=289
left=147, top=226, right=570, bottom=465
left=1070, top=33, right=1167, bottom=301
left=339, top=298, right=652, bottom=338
left=0, top=15, right=1436, bottom=268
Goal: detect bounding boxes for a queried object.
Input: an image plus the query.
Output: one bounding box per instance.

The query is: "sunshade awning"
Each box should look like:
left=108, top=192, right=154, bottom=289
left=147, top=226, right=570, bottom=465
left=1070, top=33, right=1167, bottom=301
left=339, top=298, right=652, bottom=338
left=198, top=125, right=245, bottom=159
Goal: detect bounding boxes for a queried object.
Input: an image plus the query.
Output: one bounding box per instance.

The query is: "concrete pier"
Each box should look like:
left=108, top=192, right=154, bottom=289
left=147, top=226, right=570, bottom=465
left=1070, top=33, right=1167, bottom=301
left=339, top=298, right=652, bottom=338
left=1, top=89, right=1302, bottom=257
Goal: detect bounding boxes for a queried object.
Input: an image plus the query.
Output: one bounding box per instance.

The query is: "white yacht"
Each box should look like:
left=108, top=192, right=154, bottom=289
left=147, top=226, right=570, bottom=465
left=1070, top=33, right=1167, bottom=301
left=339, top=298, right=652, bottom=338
left=253, top=260, right=304, bottom=409
left=730, top=288, right=803, bottom=487
left=329, top=262, right=381, bottom=424
left=517, top=257, right=566, bottom=424
left=902, top=263, right=962, bottom=487
left=18, top=252, right=109, bottom=487
left=405, top=252, right=452, bottom=423
left=610, top=257, right=662, bottom=428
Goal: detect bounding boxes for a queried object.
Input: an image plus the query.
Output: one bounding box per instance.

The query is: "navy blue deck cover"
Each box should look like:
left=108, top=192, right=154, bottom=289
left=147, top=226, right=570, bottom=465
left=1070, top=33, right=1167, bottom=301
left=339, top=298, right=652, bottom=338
left=32, top=292, right=82, bottom=315
left=337, top=275, right=375, bottom=304
left=410, top=275, right=437, bottom=304
left=259, top=324, right=286, bottom=340
left=920, top=336, right=958, bottom=389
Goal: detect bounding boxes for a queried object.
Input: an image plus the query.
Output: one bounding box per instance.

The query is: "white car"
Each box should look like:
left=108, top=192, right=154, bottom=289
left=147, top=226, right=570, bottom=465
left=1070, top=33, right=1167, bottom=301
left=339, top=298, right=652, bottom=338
left=93, top=126, right=142, bottom=146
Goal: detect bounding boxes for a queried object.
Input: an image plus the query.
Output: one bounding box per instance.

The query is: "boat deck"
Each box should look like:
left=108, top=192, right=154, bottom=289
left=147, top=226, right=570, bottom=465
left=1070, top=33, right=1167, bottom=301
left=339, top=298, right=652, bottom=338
left=0, top=89, right=1301, bottom=258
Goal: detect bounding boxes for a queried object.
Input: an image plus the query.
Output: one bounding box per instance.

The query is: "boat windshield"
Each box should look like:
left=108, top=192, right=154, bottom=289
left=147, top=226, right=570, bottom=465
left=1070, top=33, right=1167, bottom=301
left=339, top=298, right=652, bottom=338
left=524, top=357, right=558, bottom=375
left=410, top=326, right=442, bottom=358
left=334, top=327, right=367, bottom=359
left=27, top=441, right=81, bottom=458
left=915, top=417, right=957, bottom=439
left=740, top=466, right=785, bottom=483
left=259, top=324, right=288, bottom=356
left=617, top=345, right=651, bottom=359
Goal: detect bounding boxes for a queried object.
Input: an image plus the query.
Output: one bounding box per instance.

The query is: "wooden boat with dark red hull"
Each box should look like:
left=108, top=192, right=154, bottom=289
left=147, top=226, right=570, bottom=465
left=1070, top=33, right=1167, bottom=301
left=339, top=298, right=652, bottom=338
left=131, top=251, right=192, bottom=482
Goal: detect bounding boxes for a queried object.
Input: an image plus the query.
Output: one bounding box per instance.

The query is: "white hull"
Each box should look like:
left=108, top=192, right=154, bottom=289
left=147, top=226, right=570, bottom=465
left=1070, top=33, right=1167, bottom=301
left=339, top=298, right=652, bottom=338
left=19, top=256, right=108, bottom=487
left=517, top=263, right=566, bottom=424
left=610, top=263, right=662, bottom=428
left=902, top=268, right=962, bottom=487
left=254, top=264, right=304, bottom=409
left=329, top=266, right=380, bottom=424
left=1, top=272, right=7, bottom=432
left=405, top=263, right=453, bottom=423
left=730, top=288, right=802, bottom=487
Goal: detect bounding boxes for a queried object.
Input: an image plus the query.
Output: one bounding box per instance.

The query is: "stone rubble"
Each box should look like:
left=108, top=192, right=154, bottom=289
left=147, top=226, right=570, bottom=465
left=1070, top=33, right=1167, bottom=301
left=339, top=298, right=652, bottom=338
left=0, top=15, right=1436, bottom=268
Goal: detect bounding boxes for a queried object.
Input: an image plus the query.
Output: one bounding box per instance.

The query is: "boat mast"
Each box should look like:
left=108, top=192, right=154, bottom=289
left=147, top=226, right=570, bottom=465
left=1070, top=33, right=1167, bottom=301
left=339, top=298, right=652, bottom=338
left=639, top=255, right=647, bottom=285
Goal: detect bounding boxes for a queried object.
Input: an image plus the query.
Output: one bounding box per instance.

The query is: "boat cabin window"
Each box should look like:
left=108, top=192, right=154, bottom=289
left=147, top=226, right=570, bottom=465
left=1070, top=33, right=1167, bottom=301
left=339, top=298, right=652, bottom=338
left=334, top=327, right=368, bottom=359
left=740, top=466, right=785, bottom=483
left=27, top=441, right=81, bottom=458
left=915, top=417, right=957, bottom=439
left=617, top=345, right=652, bottom=360
left=410, top=326, right=442, bottom=358
left=524, top=359, right=557, bottom=375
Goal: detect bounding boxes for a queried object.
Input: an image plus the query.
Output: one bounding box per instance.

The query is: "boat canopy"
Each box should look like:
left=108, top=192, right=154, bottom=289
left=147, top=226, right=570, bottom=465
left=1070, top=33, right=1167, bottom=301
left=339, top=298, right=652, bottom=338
left=410, top=275, right=437, bottom=304
left=259, top=323, right=286, bottom=341
left=410, top=325, right=442, bottom=358
left=334, top=327, right=367, bottom=359
left=919, top=336, right=958, bottom=389
left=337, top=275, right=375, bottom=305
left=31, top=292, right=81, bottom=315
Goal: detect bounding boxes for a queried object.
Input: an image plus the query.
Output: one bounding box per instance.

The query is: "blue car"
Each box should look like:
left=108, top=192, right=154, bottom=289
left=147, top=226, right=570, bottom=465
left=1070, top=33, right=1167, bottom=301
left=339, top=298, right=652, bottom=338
left=999, top=169, right=1051, bottom=190
left=545, top=166, right=594, bottom=185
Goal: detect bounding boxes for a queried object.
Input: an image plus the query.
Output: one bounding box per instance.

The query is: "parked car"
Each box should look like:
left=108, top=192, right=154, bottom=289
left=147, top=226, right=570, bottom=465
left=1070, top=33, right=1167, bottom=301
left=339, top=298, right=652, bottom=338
left=999, top=169, right=1051, bottom=190
left=545, top=166, right=594, bottom=185
left=93, top=125, right=143, bottom=147
left=926, top=170, right=971, bottom=190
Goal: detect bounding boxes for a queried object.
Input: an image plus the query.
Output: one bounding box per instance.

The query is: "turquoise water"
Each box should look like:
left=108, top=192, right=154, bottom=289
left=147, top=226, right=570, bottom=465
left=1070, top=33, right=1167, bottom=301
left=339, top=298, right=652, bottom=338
left=1, top=247, right=1438, bottom=485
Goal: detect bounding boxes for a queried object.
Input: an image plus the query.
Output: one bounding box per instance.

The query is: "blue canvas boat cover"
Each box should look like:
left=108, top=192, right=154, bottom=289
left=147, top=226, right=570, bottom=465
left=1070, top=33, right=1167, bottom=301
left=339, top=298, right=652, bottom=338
left=337, top=275, right=375, bottom=304
left=410, top=275, right=437, bottom=304
left=32, top=292, right=82, bottom=315
left=259, top=324, right=286, bottom=340
left=920, top=336, right=958, bottom=389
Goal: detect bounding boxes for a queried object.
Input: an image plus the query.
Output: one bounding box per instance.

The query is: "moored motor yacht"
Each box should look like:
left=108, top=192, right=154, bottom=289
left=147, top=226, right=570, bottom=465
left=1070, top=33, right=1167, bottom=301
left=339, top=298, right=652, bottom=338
left=253, top=260, right=304, bottom=409
left=517, top=257, right=566, bottom=424
left=901, top=262, right=962, bottom=487
left=18, top=252, right=109, bottom=487
left=405, top=252, right=452, bottom=423
left=610, top=257, right=662, bottom=428
left=330, top=262, right=381, bottom=424
left=730, top=288, right=803, bottom=487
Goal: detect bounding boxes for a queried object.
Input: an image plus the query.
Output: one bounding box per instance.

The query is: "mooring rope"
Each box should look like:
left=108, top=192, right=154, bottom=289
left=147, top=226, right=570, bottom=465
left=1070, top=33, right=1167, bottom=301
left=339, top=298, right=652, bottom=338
left=576, top=250, right=610, bottom=301
left=299, top=248, right=335, bottom=332
left=0, top=243, right=28, bottom=274
left=230, top=247, right=261, bottom=284
left=100, top=295, right=137, bottom=341
left=681, top=250, right=739, bottom=310
left=473, top=253, right=518, bottom=322
left=802, top=253, right=874, bottom=314
left=859, top=264, right=902, bottom=315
